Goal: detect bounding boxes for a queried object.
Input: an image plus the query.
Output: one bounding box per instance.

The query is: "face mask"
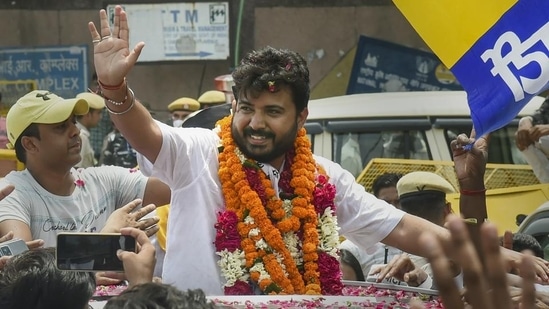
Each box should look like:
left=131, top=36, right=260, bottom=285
left=172, top=119, right=184, bottom=128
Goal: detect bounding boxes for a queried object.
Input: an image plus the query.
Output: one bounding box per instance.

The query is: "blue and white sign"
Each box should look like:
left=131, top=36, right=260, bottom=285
left=108, top=2, right=229, bottom=61
left=0, top=45, right=88, bottom=100
left=347, top=36, right=462, bottom=95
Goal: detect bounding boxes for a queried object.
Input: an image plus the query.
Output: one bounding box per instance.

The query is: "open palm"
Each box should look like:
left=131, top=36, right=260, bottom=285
left=88, top=6, right=144, bottom=86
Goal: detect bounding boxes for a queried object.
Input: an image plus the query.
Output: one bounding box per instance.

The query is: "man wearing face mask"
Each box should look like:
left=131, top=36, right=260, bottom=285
left=167, top=97, right=200, bottom=128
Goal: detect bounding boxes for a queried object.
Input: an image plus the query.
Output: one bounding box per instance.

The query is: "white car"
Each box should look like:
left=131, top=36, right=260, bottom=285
left=305, top=91, right=545, bottom=178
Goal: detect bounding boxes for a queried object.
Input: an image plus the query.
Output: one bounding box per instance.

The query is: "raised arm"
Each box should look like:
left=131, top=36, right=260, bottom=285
left=88, top=6, right=162, bottom=163
left=451, top=130, right=489, bottom=257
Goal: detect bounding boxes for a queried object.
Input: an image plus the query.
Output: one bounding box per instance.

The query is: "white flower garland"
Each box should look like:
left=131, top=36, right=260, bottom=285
left=216, top=249, right=249, bottom=286
left=318, top=207, right=340, bottom=258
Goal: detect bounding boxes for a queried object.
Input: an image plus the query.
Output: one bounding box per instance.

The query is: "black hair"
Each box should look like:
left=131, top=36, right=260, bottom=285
left=0, top=247, right=95, bottom=309
left=516, top=214, right=527, bottom=226
left=105, top=284, right=215, bottom=309
left=512, top=233, right=544, bottom=258
left=399, top=192, right=447, bottom=225
left=339, top=249, right=365, bottom=281
left=371, top=173, right=402, bottom=197
left=14, top=123, right=40, bottom=163
left=232, top=46, right=310, bottom=113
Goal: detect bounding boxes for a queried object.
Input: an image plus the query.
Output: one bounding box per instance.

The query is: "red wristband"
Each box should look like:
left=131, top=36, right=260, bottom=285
left=98, top=78, right=125, bottom=90
left=459, top=188, right=487, bottom=196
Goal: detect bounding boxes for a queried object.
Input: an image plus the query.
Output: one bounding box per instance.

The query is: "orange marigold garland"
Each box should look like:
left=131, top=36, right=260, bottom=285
left=214, top=115, right=342, bottom=295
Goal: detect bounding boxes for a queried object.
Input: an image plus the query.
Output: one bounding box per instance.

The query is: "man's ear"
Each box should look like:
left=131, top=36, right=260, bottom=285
left=444, top=202, right=453, bottom=216
left=297, top=107, right=309, bottom=129
left=21, top=136, right=39, bottom=154
left=231, top=99, right=237, bottom=114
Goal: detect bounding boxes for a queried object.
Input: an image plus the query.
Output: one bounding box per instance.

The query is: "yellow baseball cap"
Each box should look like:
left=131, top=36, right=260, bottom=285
left=198, top=90, right=226, bottom=106
left=397, top=171, right=455, bottom=199
left=167, top=97, right=200, bottom=112
left=6, top=90, right=89, bottom=149
left=76, top=92, right=105, bottom=109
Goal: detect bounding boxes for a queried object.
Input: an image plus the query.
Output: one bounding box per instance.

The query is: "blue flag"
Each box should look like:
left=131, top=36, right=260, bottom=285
left=394, top=0, right=549, bottom=137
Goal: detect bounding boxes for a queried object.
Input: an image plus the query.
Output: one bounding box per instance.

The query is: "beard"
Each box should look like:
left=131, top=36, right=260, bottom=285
left=231, top=121, right=298, bottom=164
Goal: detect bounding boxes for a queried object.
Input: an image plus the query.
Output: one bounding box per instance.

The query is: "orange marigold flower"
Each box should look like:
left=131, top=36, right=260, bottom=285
left=250, top=271, right=260, bottom=281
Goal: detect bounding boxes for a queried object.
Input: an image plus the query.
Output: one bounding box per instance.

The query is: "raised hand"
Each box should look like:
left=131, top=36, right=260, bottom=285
left=450, top=129, right=488, bottom=190
left=88, top=5, right=144, bottom=86
left=416, top=214, right=536, bottom=309
left=101, top=199, right=159, bottom=237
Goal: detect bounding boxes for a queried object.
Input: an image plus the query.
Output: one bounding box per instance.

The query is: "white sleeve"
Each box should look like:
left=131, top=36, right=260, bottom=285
left=520, top=145, right=549, bottom=183
left=314, top=156, right=405, bottom=251
left=137, top=120, right=219, bottom=189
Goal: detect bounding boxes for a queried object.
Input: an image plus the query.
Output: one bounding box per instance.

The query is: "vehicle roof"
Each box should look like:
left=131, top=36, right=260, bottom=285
left=307, top=91, right=545, bottom=120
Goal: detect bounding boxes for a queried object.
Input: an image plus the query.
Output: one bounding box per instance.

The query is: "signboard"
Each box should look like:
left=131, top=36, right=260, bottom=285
left=107, top=2, right=229, bottom=61
left=0, top=45, right=88, bottom=102
left=347, top=36, right=462, bottom=94
left=0, top=80, right=36, bottom=109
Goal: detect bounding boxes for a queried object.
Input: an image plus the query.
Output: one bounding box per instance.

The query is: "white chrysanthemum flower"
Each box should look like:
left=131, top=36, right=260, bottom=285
left=255, top=239, right=269, bottom=250
left=217, top=249, right=248, bottom=286
left=282, top=199, right=293, bottom=218
left=273, top=251, right=288, bottom=274
left=234, top=148, right=247, bottom=164
left=283, top=232, right=303, bottom=266
left=244, top=216, right=254, bottom=224
left=318, top=208, right=340, bottom=258
left=249, top=228, right=260, bottom=237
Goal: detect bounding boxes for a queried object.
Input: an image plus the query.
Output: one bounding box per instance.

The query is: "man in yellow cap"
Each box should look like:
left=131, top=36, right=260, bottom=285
left=167, top=97, right=200, bottom=127
left=197, top=90, right=227, bottom=109
left=373, top=171, right=457, bottom=289
left=396, top=171, right=455, bottom=225
left=75, top=92, right=105, bottom=167
left=0, top=90, right=170, bottom=257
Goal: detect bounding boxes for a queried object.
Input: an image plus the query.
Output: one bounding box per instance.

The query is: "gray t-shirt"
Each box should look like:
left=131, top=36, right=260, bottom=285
left=0, top=166, right=147, bottom=246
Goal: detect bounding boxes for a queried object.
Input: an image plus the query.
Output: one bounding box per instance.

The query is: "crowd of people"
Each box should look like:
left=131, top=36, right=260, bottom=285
left=0, top=4, right=547, bottom=309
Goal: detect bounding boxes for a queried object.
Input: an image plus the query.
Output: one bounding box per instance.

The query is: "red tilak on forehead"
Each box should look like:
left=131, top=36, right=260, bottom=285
left=268, top=81, right=276, bottom=93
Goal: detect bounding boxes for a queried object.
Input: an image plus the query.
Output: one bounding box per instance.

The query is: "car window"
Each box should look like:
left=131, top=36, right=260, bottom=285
left=333, top=130, right=431, bottom=178
left=304, top=122, right=323, bottom=153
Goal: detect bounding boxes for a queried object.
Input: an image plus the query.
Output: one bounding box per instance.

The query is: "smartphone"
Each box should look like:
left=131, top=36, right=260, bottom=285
left=0, top=238, right=29, bottom=257
left=56, top=233, right=136, bottom=272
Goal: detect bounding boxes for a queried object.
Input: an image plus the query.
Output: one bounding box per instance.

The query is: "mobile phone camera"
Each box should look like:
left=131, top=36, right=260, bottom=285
left=0, top=245, right=12, bottom=256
